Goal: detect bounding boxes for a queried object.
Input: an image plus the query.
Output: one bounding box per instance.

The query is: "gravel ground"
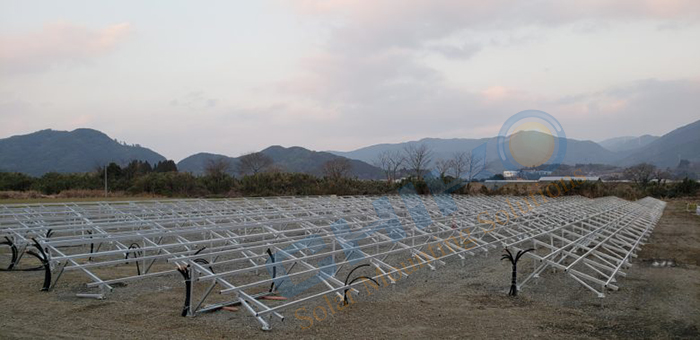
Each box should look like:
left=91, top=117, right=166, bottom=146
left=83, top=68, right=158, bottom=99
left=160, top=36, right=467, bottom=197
left=0, top=200, right=698, bottom=339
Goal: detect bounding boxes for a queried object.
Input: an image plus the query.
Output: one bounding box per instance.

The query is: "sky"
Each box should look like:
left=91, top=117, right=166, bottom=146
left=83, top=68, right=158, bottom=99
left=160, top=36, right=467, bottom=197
left=1, top=0, right=700, bottom=161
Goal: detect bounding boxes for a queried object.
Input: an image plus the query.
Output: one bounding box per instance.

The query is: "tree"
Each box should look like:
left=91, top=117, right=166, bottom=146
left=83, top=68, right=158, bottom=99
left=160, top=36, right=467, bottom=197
left=624, top=163, right=656, bottom=188
left=138, top=161, right=153, bottom=174
left=403, top=143, right=432, bottom=180
left=453, top=150, right=487, bottom=191
left=373, top=153, right=392, bottom=182
left=373, top=150, right=405, bottom=182
left=0, top=172, right=35, bottom=191
left=654, top=168, right=672, bottom=184
left=434, top=159, right=452, bottom=179
left=451, top=152, right=468, bottom=179
left=238, top=152, right=274, bottom=176
left=204, top=157, right=231, bottom=179
left=106, top=162, right=123, bottom=180
left=673, top=177, right=700, bottom=196
left=203, top=157, right=233, bottom=194
left=122, top=161, right=143, bottom=180
left=323, top=158, right=352, bottom=181
left=154, top=160, right=178, bottom=173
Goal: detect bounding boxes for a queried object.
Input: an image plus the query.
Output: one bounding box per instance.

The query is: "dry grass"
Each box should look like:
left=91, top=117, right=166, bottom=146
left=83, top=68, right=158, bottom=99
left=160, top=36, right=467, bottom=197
left=0, top=190, right=162, bottom=204
left=0, top=190, right=47, bottom=200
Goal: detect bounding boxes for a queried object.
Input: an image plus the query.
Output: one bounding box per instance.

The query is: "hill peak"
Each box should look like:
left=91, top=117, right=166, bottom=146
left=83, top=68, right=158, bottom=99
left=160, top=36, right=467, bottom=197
left=0, top=128, right=166, bottom=176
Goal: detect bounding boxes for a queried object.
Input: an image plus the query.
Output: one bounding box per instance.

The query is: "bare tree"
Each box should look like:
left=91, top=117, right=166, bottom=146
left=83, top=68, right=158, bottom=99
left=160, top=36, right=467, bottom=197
left=204, top=157, right=231, bottom=179
left=624, top=163, right=656, bottom=188
left=387, top=150, right=405, bottom=182
left=451, top=152, right=468, bottom=179
left=434, top=159, right=453, bottom=179
left=454, top=150, right=488, bottom=191
left=403, top=143, right=432, bottom=180
left=373, top=150, right=405, bottom=182
left=654, top=168, right=672, bottom=184
left=204, top=157, right=232, bottom=193
left=238, top=152, right=273, bottom=176
left=323, top=158, right=352, bottom=181
left=374, top=153, right=392, bottom=181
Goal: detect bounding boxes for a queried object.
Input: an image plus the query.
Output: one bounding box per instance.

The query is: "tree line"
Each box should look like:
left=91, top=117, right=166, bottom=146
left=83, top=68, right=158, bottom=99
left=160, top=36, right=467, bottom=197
left=0, top=166, right=397, bottom=197
left=0, top=148, right=697, bottom=199
left=372, top=144, right=488, bottom=188
left=0, top=154, right=392, bottom=197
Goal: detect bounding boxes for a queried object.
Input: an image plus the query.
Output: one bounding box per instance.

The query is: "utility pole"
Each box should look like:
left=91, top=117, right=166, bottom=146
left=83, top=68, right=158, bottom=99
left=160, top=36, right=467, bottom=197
left=104, top=164, right=108, bottom=198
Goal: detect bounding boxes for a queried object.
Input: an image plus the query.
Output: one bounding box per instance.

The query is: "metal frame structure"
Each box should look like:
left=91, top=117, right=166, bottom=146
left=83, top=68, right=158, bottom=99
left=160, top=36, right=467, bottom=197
left=0, top=194, right=665, bottom=330
left=505, top=196, right=665, bottom=296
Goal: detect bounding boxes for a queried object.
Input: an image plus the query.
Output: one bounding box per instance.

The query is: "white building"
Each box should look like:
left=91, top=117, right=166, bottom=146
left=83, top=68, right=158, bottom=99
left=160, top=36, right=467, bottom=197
left=539, top=176, right=601, bottom=182
left=502, top=171, right=519, bottom=179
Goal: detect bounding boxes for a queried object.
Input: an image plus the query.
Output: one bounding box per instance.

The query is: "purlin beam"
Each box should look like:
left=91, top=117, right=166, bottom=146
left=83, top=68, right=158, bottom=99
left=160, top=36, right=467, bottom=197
left=0, top=194, right=665, bottom=330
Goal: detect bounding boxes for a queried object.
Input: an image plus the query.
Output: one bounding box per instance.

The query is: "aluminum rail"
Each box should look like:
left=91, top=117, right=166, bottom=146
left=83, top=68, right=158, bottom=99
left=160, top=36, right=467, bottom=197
left=0, top=195, right=665, bottom=331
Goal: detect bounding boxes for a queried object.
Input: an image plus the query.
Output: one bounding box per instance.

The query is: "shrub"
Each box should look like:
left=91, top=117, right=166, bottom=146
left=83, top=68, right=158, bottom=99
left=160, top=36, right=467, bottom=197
left=667, top=178, right=700, bottom=197
left=130, top=172, right=205, bottom=197
left=0, top=172, right=35, bottom=191
left=30, top=172, right=102, bottom=195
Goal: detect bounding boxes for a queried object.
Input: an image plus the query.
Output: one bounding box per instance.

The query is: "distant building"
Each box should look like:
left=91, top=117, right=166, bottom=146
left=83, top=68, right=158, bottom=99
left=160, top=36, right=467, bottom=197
left=483, top=179, right=538, bottom=189
left=520, top=170, right=553, bottom=180
left=502, top=171, right=519, bottom=179
left=539, top=176, right=601, bottom=182
left=503, top=170, right=553, bottom=180
left=523, top=170, right=552, bottom=176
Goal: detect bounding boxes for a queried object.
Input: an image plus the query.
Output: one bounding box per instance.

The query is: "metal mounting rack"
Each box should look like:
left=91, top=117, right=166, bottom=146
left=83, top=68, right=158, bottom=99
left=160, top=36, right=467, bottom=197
left=0, top=195, right=665, bottom=330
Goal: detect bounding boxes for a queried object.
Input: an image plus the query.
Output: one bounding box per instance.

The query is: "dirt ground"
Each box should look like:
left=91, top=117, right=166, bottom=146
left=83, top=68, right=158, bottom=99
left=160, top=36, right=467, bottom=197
left=1, top=200, right=698, bottom=339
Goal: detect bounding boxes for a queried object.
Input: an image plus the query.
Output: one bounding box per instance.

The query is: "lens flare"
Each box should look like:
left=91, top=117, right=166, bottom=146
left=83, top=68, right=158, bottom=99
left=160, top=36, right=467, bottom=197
left=508, top=122, right=555, bottom=167
left=496, top=110, right=566, bottom=172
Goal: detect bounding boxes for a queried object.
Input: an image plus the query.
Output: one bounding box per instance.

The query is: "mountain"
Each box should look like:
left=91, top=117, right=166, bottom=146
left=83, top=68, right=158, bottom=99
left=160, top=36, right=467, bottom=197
left=260, top=146, right=382, bottom=179
left=177, top=146, right=384, bottom=179
left=619, top=119, right=700, bottom=168
left=331, top=119, right=700, bottom=171
left=332, top=137, right=490, bottom=165
left=5, top=119, right=699, bottom=178
left=0, top=129, right=166, bottom=176
left=598, top=135, right=659, bottom=153
left=330, top=131, right=618, bottom=169
left=177, top=152, right=238, bottom=175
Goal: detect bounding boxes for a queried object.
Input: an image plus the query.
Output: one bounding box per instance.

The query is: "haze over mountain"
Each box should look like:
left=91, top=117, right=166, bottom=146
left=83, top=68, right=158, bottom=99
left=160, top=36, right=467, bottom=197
left=0, top=129, right=165, bottom=176
left=598, top=135, right=659, bottom=153
left=619, top=119, right=700, bottom=168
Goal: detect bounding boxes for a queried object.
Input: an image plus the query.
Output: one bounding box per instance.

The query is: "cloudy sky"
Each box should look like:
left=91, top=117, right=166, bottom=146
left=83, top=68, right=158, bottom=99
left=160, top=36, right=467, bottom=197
left=1, top=1, right=699, bottom=161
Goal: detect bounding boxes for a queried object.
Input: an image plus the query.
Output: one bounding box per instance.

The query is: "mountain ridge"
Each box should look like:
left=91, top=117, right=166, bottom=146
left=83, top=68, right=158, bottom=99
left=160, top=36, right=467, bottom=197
left=328, top=119, right=700, bottom=170
left=619, top=119, right=700, bottom=168
left=329, top=130, right=619, bottom=167
left=0, top=128, right=166, bottom=176
left=598, top=135, right=659, bottom=153
left=176, top=146, right=384, bottom=179
left=2, top=118, right=699, bottom=177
